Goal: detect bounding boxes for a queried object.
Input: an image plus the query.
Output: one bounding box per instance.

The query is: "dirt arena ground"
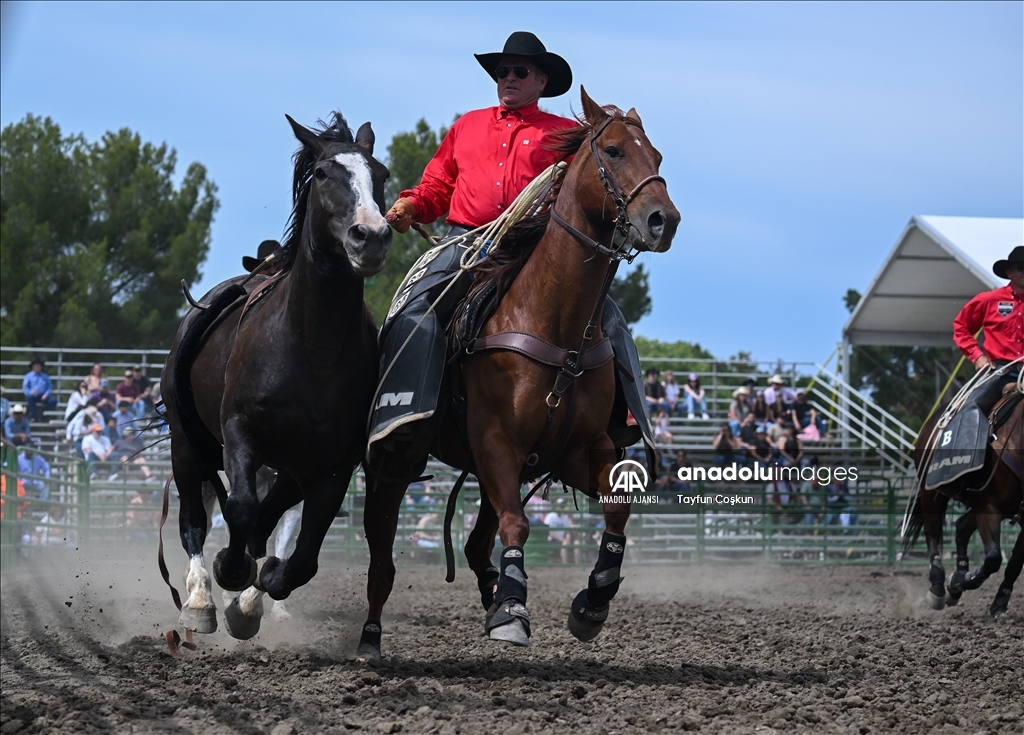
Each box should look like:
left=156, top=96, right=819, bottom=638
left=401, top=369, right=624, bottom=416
left=1, top=546, right=1021, bottom=735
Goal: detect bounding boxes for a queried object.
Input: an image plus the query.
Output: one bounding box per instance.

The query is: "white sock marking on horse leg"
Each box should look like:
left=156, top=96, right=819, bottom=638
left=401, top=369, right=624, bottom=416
left=238, top=586, right=265, bottom=619
left=184, top=554, right=215, bottom=612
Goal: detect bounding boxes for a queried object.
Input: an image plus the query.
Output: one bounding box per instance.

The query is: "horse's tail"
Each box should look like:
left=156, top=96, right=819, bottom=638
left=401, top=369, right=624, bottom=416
left=901, top=487, right=926, bottom=553
left=170, top=283, right=247, bottom=504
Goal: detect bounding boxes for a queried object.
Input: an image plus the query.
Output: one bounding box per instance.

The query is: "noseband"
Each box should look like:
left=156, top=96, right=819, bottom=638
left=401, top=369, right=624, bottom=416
left=550, top=116, right=666, bottom=262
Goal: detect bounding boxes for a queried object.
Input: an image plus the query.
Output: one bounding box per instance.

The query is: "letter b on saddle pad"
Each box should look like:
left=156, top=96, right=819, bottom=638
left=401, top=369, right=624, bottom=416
left=924, top=406, right=988, bottom=491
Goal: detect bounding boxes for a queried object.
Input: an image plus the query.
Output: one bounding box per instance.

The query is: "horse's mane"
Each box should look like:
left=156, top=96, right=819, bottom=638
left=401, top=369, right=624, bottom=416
left=279, top=112, right=356, bottom=271
left=459, top=106, right=626, bottom=317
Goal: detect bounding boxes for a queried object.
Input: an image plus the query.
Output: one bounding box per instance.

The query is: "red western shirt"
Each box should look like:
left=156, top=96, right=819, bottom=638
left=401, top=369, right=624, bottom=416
left=953, top=285, right=1024, bottom=362
left=400, top=103, right=578, bottom=229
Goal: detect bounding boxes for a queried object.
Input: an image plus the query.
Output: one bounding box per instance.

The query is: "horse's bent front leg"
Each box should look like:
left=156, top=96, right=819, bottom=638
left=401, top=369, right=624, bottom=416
left=991, top=526, right=1024, bottom=618
left=258, top=470, right=348, bottom=600
left=568, top=435, right=625, bottom=642
left=213, top=416, right=261, bottom=591
left=960, top=509, right=1003, bottom=591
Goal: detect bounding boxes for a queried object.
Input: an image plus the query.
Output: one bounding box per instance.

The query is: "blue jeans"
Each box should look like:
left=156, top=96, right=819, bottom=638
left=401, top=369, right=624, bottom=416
left=25, top=395, right=56, bottom=421
left=685, top=394, right=707, bottom=415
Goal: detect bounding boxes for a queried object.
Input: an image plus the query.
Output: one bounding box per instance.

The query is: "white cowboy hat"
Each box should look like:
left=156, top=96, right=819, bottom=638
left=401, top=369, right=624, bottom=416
left=768, top=374, right=785, bottom=384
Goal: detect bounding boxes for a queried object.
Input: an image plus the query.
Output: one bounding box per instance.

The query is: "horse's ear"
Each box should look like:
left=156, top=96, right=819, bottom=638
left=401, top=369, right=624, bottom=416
left=355, top=122, right=375, bottom=155
left=580, top=86, right=609, bottom=127
left=625, top=107, right=644, bottom=128
left=285, top=114, right=323, bottom=153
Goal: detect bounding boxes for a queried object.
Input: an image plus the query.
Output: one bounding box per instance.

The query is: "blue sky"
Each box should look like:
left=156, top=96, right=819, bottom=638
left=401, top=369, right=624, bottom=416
left=2, top=1, right=1021, bottom=362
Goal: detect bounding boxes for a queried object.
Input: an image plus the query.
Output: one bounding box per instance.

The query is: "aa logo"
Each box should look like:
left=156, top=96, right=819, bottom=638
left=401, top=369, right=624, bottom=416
left=609, top=459, right=649, bottom=494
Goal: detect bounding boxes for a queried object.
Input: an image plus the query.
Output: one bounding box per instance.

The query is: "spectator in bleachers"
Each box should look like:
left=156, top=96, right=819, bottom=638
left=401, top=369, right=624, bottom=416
left=85, top=363, right=105, bottom=393
left=736, top=411, right=758, bottom=446
left=82, top=423, right=113, bottom=469
left=791, top=389, right=826, bottom=440
left=748, top=426, right=774, bottom=469
left=17, top=444, right=51, bottom=500
left=103, top=415, right=120, bottom=444
left=776, top=423, right=806, bottom=468
left=711, top=423, right=742, bottom=467
left=826, top=477, right=858, bottom=528
left=115, top=369, right=142, bottom=415
left=0, top=387, right=9, bottom=424
left=683, top=372, right=709, bottom=420
left=114, top=400, right=135, bottom=435
left=22, top=359, right=56, bottom=421
left=66, top=405, right=99, bottom=456
left=112, top=427, right=153, bottom=481
left=767, top=418, right=789, bottom=445
left=668, top=448, right=691, bottom=492
left=4, top=404, right=32, bottom=445
left=64, top=381, right=91, bottom=422
left=662, top=370, right=682, bottom=416
left=644, top=368, right=668, bottom=414
left=727, top=387, right=751, bottom=435
left=88, top=380, right=117, bottom=422
left=750, top=390, right=771, bottom=429
left=653, top=408, right=673, bottom=445
left=764, top=375, right=796, bottom=410
left=131, top=365, right=154, bottom=417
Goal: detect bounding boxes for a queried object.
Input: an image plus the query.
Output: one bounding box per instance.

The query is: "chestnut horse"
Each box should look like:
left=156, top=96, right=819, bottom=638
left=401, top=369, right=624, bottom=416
left=903, top=387, right=1023, bottom=617
left=161, top=112, right=391, bottom=637
left=358, top=88, right=679, bottom=656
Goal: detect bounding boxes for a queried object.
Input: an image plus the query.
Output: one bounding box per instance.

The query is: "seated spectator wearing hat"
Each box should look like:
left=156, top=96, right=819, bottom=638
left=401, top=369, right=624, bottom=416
left=243, top=239, right=285, bottom=276
left=727, top=386, right=751, bottom=435
left=683, top=373, right=709, bottom=420
left=764, top=374, right=796, bottom=412
left=22, top=359, right=56, bottom=421
left=113, top=427, right=153, bottom=481
left=17, top=445, right=51, bottom=500
left=644, top=368, right=668, bottom=415
left=66, top=405, right=100, bottom=457
left=88, top=380, right=116, bottom=422
left=4, top=405, right=32, bottom=445
left=82, top=423, right=113, bottom=465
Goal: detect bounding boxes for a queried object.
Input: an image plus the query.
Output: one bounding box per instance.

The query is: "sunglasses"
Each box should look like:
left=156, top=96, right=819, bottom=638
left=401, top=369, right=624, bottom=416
left=494, top=65, right=532, bottom=81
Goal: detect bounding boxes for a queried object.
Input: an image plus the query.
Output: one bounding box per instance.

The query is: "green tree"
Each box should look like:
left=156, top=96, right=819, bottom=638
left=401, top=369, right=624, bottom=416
left=844, top=289, right=968, bottom=431
left=1, top=114, right=217, bottom=348
left=364, top=117, right=653, bottom=325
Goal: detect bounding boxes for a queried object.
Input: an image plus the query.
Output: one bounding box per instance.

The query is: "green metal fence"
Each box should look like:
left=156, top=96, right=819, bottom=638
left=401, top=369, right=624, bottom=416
left=4, top=439, right=1000, bottom=575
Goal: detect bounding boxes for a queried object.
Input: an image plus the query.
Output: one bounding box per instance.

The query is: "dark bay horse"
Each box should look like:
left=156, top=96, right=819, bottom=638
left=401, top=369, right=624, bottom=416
left=359, top=88, right=680, bottom=656
left=903, top=384, right=1023, bottom=617
left=162, top=112, right=391, bottom=637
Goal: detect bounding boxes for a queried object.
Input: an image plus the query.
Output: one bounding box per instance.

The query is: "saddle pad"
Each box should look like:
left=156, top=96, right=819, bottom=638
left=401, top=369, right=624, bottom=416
left=924, top=405, right=988, bottom=491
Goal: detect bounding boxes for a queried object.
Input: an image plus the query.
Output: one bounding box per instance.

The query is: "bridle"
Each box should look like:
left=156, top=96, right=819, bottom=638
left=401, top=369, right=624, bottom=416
left=550, top=116, right=666, bottom=263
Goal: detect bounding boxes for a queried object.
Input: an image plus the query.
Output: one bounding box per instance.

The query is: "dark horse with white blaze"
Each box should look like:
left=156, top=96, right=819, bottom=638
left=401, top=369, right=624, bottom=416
left=358, top=89, right=680, bottom=656
left=903, top=384, right=1024, bottom=617
left=161, top=112, right=391, bottom=637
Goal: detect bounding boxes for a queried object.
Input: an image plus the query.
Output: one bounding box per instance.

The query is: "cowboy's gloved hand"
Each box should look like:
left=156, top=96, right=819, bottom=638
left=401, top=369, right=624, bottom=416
left=974, top=355, right=992, bottom=371
left=385, top=198, right=416, bottom=234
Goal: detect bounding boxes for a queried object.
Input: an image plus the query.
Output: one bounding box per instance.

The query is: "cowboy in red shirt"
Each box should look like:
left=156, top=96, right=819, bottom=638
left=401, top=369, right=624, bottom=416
left=926, top=246, right=1024, bottom=490
left=386, top=31, right=577, bottom=236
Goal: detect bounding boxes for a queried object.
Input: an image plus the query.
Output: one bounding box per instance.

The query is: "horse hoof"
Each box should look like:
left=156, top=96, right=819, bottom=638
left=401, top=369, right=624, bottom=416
left=483, top=603, right=498, bottom=633
left=178, top=606, right=217, bottom=634
left=356, top=642, right=383, bottom=659
left=223, top=596, right=263, bottom=640
left=269, top=601, right=292, bottom=621
left=213, top=549, right=258, bottom=592
left=990, top=590, right=1011, bottom=619
left=488, top=618, right=531, bottom=647
left=925, top=591, right=946, bottom=610
left=944, top=590, right=962, bottom=607
left=357, top=620, right=383, bottom=659
left=567, top=611, right=605, bottom=642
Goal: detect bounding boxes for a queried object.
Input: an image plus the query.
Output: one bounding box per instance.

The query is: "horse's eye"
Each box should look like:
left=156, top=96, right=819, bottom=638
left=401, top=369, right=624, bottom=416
left=604, top=146, right=621, bottom=159
left=314, top=168, right=327, bottom=181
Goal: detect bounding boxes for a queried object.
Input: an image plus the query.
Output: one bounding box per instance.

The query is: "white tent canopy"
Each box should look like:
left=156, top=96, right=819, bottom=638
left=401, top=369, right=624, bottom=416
left=843, top=215, right=1024, bottom=348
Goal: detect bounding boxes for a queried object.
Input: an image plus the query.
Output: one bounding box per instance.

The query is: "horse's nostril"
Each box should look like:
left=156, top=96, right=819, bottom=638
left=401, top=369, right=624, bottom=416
left=349, top=224, right=369, bottom=242
left=647, top=211, right=665, bottom=234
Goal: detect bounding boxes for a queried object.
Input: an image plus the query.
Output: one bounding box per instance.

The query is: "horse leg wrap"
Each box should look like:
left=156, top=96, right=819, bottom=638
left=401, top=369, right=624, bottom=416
left=356, top=619, right=383, bottom=658
left=487, top=546, right=530, bottom=638
left=947, top=557, right=969, bottom=602
left=928, top=555, right=946, bottom=597
left=587, top=531, right=626, bottom=608
left=478, top=566, right=499, bottom=610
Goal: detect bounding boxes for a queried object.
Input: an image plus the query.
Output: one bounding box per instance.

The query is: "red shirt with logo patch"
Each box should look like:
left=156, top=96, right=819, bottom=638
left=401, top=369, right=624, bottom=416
left=953, top=285, right=1024, bottom=362
left=400, top=103, right=578, bottom=229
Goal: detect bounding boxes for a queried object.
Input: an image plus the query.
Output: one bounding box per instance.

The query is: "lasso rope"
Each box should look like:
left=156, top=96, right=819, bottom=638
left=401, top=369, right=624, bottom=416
left=367, top=162, right=568, bottom=437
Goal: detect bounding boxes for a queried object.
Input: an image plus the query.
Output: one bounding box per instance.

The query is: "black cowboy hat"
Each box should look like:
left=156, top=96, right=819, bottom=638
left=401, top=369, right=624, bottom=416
left=993, top=246, right=1024, bottom=279
left=242, top=240, right=282, bottom=273
left=474, top=31, right=572, bottom=99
